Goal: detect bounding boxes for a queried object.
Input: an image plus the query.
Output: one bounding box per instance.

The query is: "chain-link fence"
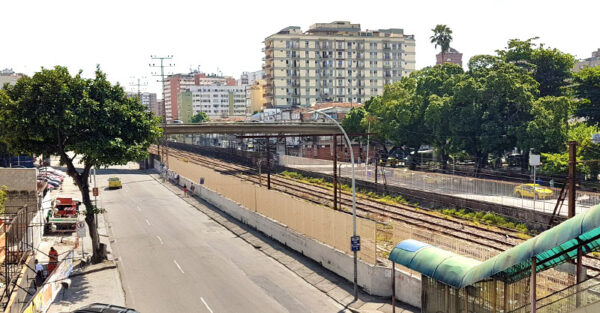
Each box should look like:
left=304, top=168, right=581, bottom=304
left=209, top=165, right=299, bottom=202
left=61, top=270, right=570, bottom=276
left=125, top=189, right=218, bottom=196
left=279, top=155, right=600, bottom=216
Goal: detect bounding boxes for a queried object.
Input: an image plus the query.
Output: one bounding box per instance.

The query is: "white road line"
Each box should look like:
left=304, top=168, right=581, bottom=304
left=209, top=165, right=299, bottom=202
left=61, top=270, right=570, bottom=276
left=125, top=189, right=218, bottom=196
left=201, top=297, right=214, bottom=313
left=173, top=260, right=184, bottom=274
left=156, top=235, right=163, bottom=245
left=145, top=219, right=151, bottom=226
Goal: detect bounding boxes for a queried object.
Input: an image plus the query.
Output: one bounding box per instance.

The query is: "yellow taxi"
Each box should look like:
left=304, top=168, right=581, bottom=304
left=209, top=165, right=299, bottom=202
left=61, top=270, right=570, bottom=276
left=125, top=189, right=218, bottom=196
left=513, top=183, right=553, bottom=199
left=108, top=177, right=122, bottom=189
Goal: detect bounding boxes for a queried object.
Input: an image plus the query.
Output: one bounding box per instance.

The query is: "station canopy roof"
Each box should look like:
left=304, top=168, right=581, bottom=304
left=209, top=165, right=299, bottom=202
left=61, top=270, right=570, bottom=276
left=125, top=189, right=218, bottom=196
left=389, top=205, right=600, bottom=289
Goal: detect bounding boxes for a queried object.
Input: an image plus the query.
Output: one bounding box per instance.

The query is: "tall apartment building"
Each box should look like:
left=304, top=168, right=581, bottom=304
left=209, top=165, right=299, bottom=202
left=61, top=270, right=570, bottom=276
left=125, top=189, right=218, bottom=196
left=127, top=91, right=158, bottom=114
left=239, top=70, right=264, bottom=85
left=163, top=72, right=237, bottom=121
left=178, top=85, right=247, bottom=122
left=263, top=21, right=416, bottom=107
left=436, top=47, right=463, bottom=67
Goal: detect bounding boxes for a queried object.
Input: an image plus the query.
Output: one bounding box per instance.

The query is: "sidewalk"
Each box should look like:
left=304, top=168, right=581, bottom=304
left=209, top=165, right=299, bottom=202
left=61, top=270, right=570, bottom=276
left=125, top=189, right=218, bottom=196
left=153, top=173, right=418, bottom=313
left=38, top=159, right=126, bottom=313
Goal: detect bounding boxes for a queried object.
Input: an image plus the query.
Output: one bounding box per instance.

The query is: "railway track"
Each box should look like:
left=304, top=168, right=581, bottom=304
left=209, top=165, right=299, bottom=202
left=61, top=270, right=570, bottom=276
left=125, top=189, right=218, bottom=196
left=154, top=146, right=600, bottom=273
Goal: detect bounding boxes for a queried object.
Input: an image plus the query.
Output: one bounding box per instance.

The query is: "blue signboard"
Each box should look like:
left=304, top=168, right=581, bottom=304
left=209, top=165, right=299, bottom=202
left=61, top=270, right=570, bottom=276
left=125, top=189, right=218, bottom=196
left=351, top=235, right=361, bottom=252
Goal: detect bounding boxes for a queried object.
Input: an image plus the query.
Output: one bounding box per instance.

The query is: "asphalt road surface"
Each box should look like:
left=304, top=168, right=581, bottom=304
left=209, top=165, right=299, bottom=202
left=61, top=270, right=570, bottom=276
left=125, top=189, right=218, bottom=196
left=99, top=167, right=343, bottom=313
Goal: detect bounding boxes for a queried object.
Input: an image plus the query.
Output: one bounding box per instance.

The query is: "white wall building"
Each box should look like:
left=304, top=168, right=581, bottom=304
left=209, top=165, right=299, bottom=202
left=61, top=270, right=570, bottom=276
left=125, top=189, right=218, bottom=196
left=186, top=85, right=247, bottom=119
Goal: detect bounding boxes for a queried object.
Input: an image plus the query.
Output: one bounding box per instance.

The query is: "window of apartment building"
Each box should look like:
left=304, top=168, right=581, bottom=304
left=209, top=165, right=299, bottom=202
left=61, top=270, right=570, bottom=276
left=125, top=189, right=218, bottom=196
left=337, top=60, right=343, bottom=67
left=286, top=41, right=290, bottom=48
left=337, top=51, right=343, bottom=58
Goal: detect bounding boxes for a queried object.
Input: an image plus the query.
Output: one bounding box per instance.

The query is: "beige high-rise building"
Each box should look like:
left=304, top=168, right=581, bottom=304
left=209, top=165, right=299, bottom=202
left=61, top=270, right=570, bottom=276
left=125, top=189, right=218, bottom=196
left=263, top=21, right=416, bottom=107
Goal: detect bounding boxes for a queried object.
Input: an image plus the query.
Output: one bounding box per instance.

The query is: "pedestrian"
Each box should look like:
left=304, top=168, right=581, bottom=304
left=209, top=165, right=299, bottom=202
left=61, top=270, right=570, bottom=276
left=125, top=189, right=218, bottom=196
left=34, top=259, right=44, bottom=286
left=190, top=184, right=195, bottom=195
left=176, top=173, right=180, bottom=185
left=183, top=184, right=188, bottom=197
left=48, top=247, right=58, bottom=273
left=536, top=177, right=542, bottom=185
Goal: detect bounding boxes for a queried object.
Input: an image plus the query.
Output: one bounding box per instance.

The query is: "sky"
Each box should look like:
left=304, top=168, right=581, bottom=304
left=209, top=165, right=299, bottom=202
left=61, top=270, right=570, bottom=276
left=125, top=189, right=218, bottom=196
left=2, top=0, right=598, bottom=98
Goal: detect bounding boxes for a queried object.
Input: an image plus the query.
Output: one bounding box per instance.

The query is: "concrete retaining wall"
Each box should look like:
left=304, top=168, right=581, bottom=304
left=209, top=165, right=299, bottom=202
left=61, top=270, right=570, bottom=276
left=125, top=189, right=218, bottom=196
left=172, top=171, right=421, bottom=308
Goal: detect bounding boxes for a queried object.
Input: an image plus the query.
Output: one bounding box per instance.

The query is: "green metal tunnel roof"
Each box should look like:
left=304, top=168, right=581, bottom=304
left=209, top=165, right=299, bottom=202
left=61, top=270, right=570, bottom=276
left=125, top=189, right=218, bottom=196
left=389, top=205, right=600, bottom=289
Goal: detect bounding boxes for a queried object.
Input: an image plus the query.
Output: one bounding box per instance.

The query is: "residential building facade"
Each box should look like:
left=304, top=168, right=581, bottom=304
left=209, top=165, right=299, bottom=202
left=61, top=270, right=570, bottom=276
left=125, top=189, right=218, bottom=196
left=247, top=79, right=267, bottom=114
left=240, top=70, right=264, bottom=85
left=574, top=48, right=600, bottom=72
left=436, top=47, right=463, bottom=67
left=0, top=68, right=24, bottom=87
left=263, top=21, right=416, bottom=107
left=178, top=85, right=247, bottom=121
left=163, top=72, right=237, bottom=121
left=127, top=92, right=158, bottom=114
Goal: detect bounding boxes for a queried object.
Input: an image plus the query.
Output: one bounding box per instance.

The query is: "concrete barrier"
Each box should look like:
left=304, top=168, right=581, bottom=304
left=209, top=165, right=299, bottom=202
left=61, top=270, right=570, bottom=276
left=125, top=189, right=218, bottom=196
left=174, top=172, right=422, bottom=308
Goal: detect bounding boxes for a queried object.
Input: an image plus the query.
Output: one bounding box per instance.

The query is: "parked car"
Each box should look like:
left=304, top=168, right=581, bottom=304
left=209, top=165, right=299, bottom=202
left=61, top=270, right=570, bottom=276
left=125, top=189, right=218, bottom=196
left=513, top=184, right=553, bottom=200
left=72, top=303, right=138, bottom=313
left=108, top=177, right=122, bottom=189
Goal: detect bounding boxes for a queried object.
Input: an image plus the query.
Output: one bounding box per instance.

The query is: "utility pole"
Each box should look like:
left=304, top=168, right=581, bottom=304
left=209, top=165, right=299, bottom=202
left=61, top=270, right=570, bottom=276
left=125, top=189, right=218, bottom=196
left=129, top=77, right=148, bottom=99
left=150, top=55, right=174, bottom=173
left=568, top=141, right=577, bottom=218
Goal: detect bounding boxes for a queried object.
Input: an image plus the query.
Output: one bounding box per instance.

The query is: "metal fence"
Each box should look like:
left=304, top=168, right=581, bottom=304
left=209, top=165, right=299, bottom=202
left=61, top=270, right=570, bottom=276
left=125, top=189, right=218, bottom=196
left=0, top=206, right=35, bottom=308
left=279, top=155, right=600, bottom=216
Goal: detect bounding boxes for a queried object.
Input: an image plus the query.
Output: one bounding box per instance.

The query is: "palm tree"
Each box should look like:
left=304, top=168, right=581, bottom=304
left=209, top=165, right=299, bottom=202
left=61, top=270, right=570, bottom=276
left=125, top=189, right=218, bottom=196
left=430, top=24, right=453, bottom=64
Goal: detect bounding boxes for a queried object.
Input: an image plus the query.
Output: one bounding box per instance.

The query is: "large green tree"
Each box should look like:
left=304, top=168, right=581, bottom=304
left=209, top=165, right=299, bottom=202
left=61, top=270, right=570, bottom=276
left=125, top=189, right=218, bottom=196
left=574, top=66, right=600, bottom=125
left=497, top=38, right=575, bottom=97
left=0, top=66, right=162, bottom=262
left=519, top=96, right=574, bottom=154
left=451, top=60, right=538, bottom=168
left=430, top=24, right=453, bottom=64
left=191, top=111, right=210, bottom=123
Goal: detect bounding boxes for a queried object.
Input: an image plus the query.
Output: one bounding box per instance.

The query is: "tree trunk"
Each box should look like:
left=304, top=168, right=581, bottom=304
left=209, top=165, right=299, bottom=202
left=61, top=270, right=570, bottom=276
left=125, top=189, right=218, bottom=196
left=60, top=152, right=104, bottom=264
left=80, top=181, right=104, bottom=263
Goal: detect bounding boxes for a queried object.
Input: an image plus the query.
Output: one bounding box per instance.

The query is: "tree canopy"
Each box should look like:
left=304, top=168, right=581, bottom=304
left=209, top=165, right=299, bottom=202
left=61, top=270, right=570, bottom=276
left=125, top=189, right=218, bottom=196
left=0, top=66, right=162, bottom=262
left=574, top=66, right=600, bottom=125
left=341, top=38, right=588, bottom=172
left=191, top=111, right=210, bottom=123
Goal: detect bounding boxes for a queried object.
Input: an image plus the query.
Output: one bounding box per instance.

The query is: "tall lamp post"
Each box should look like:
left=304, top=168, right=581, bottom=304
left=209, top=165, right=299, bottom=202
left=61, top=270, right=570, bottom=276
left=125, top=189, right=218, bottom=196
left=313, top=110, right=359, bottom=300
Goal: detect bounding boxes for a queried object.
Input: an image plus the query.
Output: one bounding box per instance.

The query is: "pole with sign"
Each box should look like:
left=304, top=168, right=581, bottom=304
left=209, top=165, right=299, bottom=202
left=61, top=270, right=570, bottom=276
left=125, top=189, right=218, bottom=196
left=76, top=221, right=86, bottom=259
left=530, top=152, right=541, bottom=210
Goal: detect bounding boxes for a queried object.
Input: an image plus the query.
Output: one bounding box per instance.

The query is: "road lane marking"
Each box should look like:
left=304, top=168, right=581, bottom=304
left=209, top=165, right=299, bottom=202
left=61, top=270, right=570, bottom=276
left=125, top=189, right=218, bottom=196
left=156, top=235, right=163, bottom=245
left=201, top=297, right=214, bottom=313
left=173, top=260, right=184, bottom=274
left=145, top=219, right=151, bottom=226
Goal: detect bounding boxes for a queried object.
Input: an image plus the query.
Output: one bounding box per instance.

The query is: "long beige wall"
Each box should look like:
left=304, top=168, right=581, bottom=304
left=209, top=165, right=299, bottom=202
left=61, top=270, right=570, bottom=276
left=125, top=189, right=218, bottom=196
left=169, top=156, right=377, bottom=264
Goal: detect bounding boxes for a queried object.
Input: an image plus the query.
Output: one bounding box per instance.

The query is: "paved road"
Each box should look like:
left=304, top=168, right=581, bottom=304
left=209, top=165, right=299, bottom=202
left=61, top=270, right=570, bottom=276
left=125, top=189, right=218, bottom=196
left=98, top=168, right=343, bottom=313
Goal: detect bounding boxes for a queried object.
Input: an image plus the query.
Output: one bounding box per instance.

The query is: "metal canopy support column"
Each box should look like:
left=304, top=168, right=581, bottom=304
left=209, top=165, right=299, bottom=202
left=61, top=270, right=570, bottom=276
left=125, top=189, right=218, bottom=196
left=568, top=141, right=577, bottom=218
left=333, top=135, right=338, bottom=210
left=531, top=257, right=537, bottom=313
left=392, top=262, right=396, bottom=313
left=492, top=279, right=497, bottom=313
left=577, top=246, right=583, bottom=307
left=504, top=281, right=509, bottom=312
left=268, top=139, right=271, bottom=189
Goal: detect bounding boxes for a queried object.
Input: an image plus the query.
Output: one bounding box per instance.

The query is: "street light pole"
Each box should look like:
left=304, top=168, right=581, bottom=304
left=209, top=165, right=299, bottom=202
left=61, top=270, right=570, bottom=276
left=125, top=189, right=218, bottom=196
left=313, top=110, right=358, bottom=300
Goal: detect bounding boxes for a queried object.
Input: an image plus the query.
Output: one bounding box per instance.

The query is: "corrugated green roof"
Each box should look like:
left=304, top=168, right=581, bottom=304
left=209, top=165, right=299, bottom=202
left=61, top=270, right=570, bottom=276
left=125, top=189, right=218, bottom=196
left=389, top=205, right=600, bottom=288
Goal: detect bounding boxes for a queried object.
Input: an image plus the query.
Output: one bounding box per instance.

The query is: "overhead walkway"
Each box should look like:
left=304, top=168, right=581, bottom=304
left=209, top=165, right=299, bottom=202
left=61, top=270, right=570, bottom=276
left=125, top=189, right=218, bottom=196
left=389, top=204, right=600, bottom=313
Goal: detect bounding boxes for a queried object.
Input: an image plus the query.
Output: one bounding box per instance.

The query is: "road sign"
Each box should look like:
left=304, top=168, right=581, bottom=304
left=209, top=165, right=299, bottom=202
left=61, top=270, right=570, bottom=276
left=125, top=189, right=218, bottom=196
left=92, top=187, right=99, bottom=197
left=76, top=221, right=86, bottom=237
left=529, top=153, right=541, bottom=166
left=351, top=235, right=361, bottom=252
